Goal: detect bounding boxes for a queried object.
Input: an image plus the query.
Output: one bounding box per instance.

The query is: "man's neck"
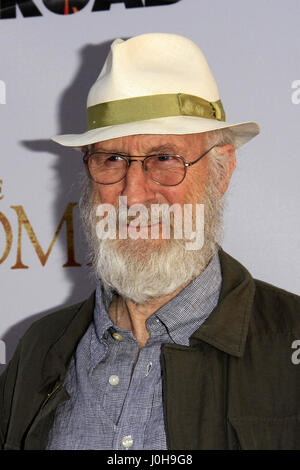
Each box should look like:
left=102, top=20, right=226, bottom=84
left=109, top=280, right=191, bottom=350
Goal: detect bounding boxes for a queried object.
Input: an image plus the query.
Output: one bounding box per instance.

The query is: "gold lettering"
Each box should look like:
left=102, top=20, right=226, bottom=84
left=0, top=180, right=3, bottom=200
left=10, top=203, right=81, bottom=269
left=0, top=212, right=13, bottom=264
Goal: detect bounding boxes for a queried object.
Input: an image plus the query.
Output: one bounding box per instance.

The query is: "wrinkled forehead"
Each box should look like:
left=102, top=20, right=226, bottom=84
left=90, top=133, right=209, bottom=154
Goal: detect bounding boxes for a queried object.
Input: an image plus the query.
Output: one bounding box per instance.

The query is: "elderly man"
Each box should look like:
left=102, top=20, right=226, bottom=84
left=1, top=33, right=300, bottom=451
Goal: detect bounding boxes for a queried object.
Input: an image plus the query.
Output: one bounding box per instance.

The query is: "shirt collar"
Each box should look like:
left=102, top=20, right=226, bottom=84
left=149, top=253, right=222, bottom=344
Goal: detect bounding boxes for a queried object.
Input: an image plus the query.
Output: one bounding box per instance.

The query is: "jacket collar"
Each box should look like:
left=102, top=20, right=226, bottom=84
left=189, top=248, right=255, bottom=357
left=38, top=249, right=255, bottom=391
left=38, top=293, right=96, bottom=392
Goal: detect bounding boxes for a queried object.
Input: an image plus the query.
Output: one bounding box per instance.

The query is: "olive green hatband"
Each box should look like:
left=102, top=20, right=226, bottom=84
left=87, top=93, right=226, bottom=130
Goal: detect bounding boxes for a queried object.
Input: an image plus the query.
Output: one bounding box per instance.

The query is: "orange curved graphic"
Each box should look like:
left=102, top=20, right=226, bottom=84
left=64, top=0, right=69, bottom=15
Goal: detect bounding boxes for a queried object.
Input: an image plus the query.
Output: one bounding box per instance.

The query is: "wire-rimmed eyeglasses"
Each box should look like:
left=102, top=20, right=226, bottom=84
left=83, top=144, right=217, bottom=187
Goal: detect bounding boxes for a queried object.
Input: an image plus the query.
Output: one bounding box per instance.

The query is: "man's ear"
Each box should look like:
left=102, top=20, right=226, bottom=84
left=214, top=144, right=236, bottom=196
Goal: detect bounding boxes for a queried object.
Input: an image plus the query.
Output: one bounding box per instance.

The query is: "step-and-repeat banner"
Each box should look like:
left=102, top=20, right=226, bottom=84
left=1, top=0, right=300, bottom=372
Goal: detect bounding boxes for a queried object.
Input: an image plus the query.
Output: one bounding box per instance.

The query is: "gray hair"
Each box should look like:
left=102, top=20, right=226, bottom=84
left=206, top=127, right=235, bottom=147
left=205, top=128, right=236, bottom=184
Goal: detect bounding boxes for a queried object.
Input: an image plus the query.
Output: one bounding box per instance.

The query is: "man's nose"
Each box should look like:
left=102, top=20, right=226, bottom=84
left=120, top=160, right=156, bottom=206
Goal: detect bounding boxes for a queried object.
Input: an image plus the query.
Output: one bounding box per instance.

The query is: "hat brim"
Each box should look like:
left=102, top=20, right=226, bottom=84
left=51, top=115, right=260, bottom=150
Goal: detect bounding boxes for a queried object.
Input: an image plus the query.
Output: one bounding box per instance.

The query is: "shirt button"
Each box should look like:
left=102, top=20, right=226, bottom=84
left=112, top=332, right=123, bottom=341
left=109, top=375, right=120, bottom=386
left=122, top=435, right=133, bottom=449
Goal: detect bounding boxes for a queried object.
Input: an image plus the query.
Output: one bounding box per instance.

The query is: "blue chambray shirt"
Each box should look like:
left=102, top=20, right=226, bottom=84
left=46, top=253, right=222, bottom=450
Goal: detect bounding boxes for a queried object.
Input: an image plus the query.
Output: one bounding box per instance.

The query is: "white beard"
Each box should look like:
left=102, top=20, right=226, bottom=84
left=79, top=173, right=224, bottom=305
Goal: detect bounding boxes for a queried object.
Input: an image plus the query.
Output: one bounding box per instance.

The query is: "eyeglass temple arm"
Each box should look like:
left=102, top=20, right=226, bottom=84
left=185, top=144, right=217, bottom=167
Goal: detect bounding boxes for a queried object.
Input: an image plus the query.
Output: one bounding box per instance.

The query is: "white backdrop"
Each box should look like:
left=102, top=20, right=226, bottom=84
left=1, top=0, right=300, bottom=373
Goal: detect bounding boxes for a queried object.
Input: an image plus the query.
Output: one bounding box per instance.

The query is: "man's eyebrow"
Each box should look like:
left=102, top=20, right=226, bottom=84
left=146, top=144, right=178, bottom=153
left=92, top=144, right=179, bottom=154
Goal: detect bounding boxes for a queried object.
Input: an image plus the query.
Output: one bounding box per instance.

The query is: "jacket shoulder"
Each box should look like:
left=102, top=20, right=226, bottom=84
left=253, top=278, right=300, bottom=336
left=21, top=299, right=87, bottom=345
left=16, top=293, right=95, bottom=363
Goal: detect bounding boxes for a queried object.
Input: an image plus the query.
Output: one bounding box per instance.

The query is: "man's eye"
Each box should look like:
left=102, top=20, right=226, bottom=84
left=107, top=155, right=124, bottom=161
left=157, top=155, right=172, bottom=161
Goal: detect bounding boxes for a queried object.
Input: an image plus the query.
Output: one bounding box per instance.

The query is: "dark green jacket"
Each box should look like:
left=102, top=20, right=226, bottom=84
left=1, top=250, right=300, bottom=450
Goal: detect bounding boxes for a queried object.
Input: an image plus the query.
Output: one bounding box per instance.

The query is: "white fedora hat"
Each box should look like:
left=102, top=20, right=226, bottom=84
left=52, top=33, right=260, bottom=149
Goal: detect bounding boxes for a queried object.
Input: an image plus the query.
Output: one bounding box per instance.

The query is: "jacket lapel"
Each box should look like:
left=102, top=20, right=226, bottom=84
left=189, top=249, right=256, bottom=356
left=161, top=249, right=256, bottom=449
